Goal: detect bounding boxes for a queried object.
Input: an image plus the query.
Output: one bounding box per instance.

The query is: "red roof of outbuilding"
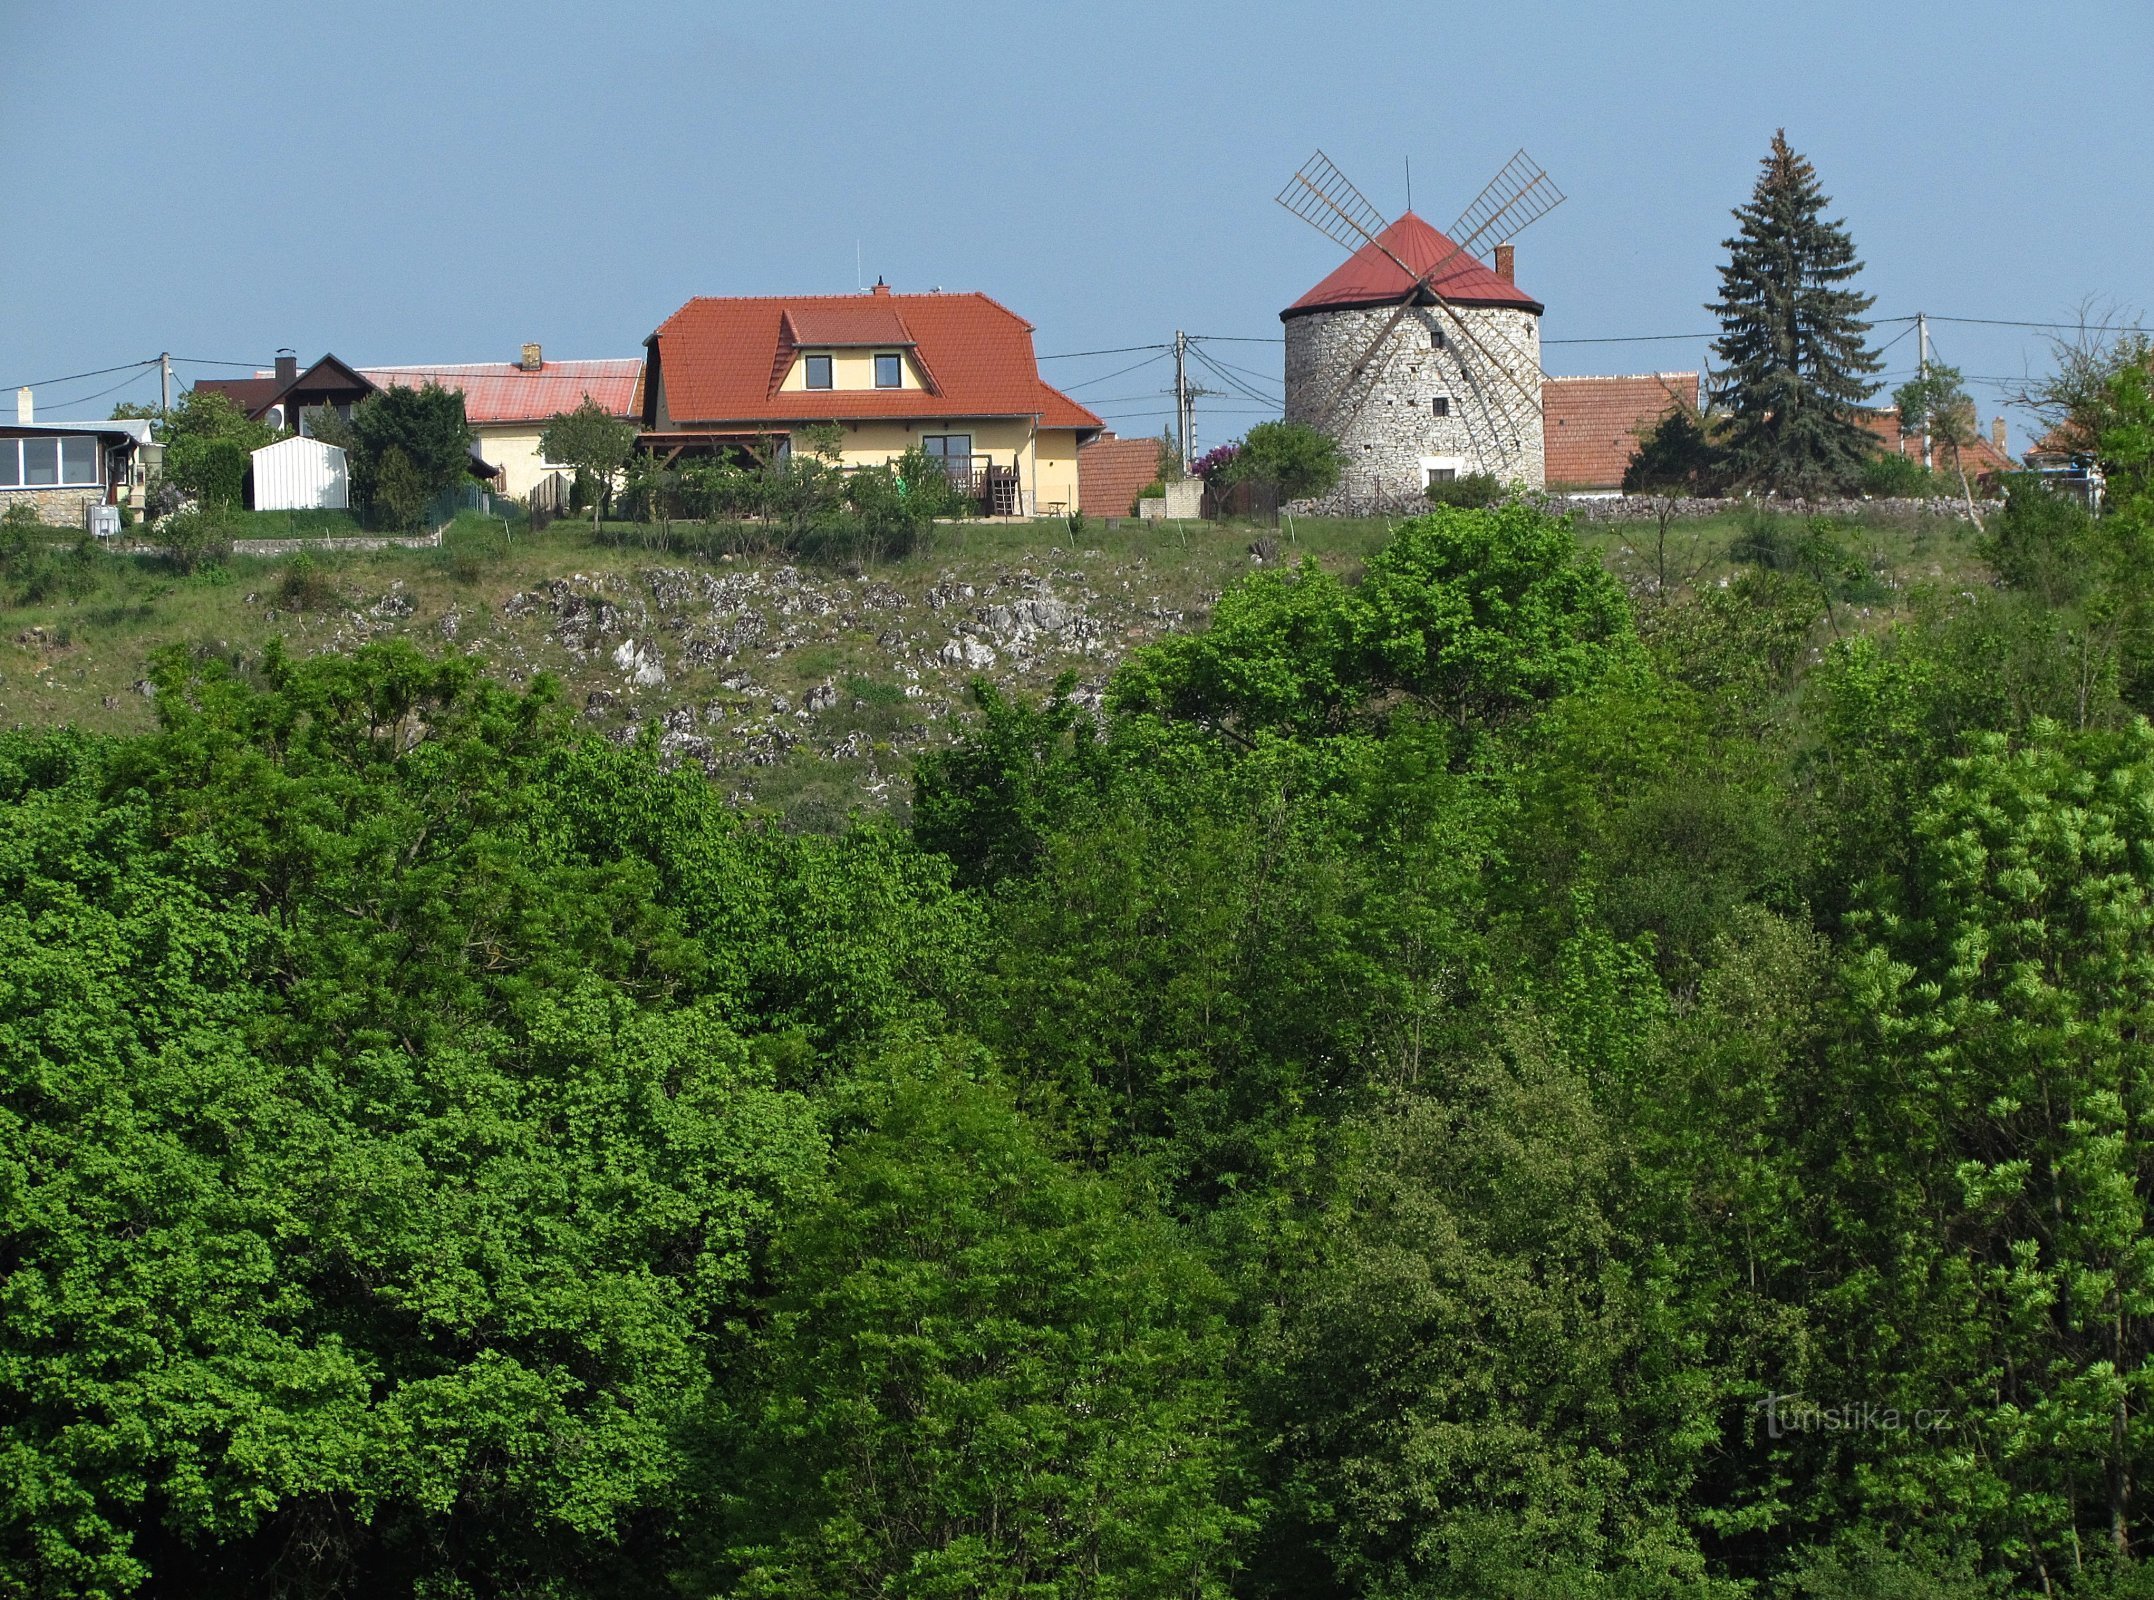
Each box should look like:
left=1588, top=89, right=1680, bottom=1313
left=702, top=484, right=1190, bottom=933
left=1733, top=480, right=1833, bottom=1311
left=361, top=359, right=642, bottom=425
left=649, top=291, right=1103, bottom=432
left=1284, top=211, right=1543, bottom=319
left=1543, top=372, right=1699, bottom=489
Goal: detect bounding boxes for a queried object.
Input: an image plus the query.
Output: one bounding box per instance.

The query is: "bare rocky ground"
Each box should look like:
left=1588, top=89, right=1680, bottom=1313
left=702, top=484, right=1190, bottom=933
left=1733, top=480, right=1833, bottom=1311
left=1, top=522, right=1284, bottom=824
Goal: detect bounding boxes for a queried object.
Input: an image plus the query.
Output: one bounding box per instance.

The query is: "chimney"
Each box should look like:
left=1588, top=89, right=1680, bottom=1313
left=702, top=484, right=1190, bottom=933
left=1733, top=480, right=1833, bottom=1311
left=1494, top=243, right=1515, bottom=284
left=275, top=349, right=298, bottom=385
left=870, top=276, right=891, bottom=297
left=519, top=342, right=544, bottom=372
left=1992, top=416, right=2007, bottom=453
left=15, top=387, right=30, bottom=424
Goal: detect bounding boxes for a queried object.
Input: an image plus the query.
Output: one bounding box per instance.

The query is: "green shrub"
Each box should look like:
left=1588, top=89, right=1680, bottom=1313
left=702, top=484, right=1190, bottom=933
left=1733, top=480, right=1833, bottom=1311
left=1981, top=473, right=2094, bottom=603
left=1424, top=470, right=1505, bottom=509
left=1859, top=450, right=1941, bottom=497
left=2, top=500, right=43, bottom=532
left=1220, top=419, right=1342, bottom=500
left=158, top=507, right=237, bottom=573
left=275, top=555, right=337, bottom=612
left=372, top=446, right=429, bottom=533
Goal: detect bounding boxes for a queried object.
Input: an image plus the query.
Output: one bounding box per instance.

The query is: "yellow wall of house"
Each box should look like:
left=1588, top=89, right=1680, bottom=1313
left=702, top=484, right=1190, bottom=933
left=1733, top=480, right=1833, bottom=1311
left=778, top=348, right=926, bottom=392
left=478, top=426, right=555, bottom=500
left=816, top=418, right=1083, bottom=515
left=642, top=372, right=1088, bottom=514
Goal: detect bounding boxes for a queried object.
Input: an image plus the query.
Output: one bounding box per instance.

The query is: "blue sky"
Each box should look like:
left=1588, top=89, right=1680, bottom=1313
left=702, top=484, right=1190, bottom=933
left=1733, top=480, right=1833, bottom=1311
left=4, top=0, right=2147, bottom=453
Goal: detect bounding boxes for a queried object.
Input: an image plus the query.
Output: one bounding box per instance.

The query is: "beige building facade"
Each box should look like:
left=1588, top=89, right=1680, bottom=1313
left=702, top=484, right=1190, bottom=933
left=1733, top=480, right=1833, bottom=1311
left=640, top=285, right=1100, bottom=517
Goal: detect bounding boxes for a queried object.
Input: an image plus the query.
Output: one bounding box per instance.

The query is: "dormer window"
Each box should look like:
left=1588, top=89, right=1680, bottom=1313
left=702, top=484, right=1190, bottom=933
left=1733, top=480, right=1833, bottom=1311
left=804, top=355, right=833, bottom=389
left=874, top=353, right=902, bottom=389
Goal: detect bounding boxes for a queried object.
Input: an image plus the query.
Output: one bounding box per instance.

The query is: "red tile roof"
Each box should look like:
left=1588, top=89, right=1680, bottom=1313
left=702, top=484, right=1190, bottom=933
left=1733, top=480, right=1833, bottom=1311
left=1859, top=408, right=2017, bottom=477
left=649, top=291, right=1103, bottom=432
left=360, top=359, right=641, bottom=425
left=1078, top=434, right=1164, bottom=517
left=1542, top=372, right=1700, bottom=490
left=780, top=304, right=914, bottom=347
left=1284, top=211, right=1544, bottom=319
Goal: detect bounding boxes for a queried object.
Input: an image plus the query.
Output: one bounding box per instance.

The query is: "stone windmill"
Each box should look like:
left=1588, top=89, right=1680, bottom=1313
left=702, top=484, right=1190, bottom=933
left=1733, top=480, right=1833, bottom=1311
left=1277, top=150, right=1563, bottom=505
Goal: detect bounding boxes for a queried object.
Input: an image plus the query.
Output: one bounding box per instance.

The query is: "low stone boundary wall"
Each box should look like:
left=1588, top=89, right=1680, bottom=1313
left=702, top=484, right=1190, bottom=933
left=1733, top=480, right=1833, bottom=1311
left=231, top=532, right=442, bottom=556
left=1283, top=492, right=1992, bottom=523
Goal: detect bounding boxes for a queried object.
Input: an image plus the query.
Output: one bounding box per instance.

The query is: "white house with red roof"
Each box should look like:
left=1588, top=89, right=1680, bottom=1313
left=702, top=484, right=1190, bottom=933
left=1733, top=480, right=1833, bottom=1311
left=640, top=282, right=1103, bottom=516
left=1283, top=212, right=1546, bottom=502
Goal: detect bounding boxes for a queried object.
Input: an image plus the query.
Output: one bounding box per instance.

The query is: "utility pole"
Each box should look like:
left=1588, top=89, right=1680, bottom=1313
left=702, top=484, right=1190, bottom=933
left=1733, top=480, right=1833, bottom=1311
left=1173, top=329, right=1193, bottom=474
left=1915, top=313, right=1932, bottom=471
left=159, top=352, right=171, bottom=415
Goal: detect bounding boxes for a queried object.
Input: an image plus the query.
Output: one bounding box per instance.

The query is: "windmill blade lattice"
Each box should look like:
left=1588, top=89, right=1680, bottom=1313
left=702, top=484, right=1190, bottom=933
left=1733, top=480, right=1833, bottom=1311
left=1275, top=150, right=1394, bottom=259
left=1446, top=150, right=1565, bottom=263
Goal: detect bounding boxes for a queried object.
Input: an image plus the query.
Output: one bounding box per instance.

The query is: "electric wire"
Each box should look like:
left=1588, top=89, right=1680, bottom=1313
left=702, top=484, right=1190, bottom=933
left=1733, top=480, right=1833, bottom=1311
left=1035, top=343, right=1171, bottom=361
left=0, top=358, right=158, bottom=393
left=1060, top=350, right=1173, bottom=392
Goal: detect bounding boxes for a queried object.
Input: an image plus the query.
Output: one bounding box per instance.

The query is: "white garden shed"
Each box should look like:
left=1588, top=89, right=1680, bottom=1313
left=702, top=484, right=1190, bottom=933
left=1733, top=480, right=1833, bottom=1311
left=251, top=434, right=349, bottom=511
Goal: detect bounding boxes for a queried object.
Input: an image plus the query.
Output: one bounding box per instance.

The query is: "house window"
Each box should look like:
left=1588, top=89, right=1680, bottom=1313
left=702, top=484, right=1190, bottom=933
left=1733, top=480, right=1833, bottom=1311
left=1427, top=466, right=1457, bottom=486
left=923, top=434, right=973, bottom=475
left=804, top=355, right=833, bottom=390
left=1431, top=396, right=1451, bottom=417
left=0, top=436, right=101, bottom=488
left=874, top=353, right=902, bottom=388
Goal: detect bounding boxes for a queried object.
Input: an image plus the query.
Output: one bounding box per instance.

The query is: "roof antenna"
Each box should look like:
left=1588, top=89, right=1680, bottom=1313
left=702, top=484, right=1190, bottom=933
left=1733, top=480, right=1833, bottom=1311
left=856, top=241, right=862, bottom=292
left=1405, top=155, right=1412, bottom=215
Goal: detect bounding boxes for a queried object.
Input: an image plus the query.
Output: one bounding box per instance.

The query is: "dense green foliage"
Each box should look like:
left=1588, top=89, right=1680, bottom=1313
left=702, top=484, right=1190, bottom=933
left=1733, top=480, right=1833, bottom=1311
left=1218, top=420, right=1343, bottom=501
left=161, top=389, right=273, bottom=510
left=1708, top=131, right=1883, bottom=493
left=348, top=383, right=474, bottom=528
left=16, top=468, right=2154, bottom=1596
left=541, top=400, right=638, bottom=526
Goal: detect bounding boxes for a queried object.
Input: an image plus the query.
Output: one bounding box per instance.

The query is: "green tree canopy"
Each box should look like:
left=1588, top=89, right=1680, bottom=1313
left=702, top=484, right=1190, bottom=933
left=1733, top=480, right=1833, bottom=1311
left=540, top=399, right=637, bottom=525
left=160, top=388, right=272, bottom=508
left=348, top=382, right=472, bottom=521
left=1221, top=419, right=1343, bottom=500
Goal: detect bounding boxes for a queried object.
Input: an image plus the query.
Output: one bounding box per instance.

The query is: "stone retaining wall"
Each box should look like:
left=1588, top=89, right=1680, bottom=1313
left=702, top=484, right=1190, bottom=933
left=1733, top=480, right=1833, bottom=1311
left=230, top=532, right=442, bottom=556
left=1285, top=492, right=1992, bottom=523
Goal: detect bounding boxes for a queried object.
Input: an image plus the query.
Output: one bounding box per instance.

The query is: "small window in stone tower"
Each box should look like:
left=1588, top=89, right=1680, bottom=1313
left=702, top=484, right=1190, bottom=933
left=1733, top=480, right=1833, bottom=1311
left=1430, top=329, right=1447, bottom=350
left=1431, top=396, right=1451, bottom=417
left=1427, top=467, right=1457, bottom=486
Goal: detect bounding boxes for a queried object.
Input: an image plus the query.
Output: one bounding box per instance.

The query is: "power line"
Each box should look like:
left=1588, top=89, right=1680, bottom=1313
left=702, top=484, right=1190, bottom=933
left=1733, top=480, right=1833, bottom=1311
left=0, top=358, right=158, bottom=393
left=1036, top=343, right=1171, bottom=361
left=170, top=356, right=272, bottom=369
left=1188, top=345, right=1282, bottom=409
left=1544, top=332, right=1716, bottom=345
left=1061, top=350, right=1174, bottom=391
left=1189, top=347, right=1283, bottom=389
left=34, top=369, right=161, bottom=414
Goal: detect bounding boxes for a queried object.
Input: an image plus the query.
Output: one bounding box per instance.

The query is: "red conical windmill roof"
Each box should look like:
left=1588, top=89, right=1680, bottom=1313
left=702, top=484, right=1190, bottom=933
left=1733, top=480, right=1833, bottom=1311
left=1282, top=211, right=1543, bottom=320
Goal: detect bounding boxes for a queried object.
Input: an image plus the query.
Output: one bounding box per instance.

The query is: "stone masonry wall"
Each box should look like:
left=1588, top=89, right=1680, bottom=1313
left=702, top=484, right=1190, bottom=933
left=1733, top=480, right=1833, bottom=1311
left=1284, top=490, right=1994, bottom=523
left=1285, top=301, right=1545, bottom=497
left=2, top=487, right=102, bottom=529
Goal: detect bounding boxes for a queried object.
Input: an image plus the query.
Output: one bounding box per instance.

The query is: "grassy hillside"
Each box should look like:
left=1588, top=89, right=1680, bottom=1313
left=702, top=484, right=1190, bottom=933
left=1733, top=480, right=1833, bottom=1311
left=0, top=502, right=1987, bottom=825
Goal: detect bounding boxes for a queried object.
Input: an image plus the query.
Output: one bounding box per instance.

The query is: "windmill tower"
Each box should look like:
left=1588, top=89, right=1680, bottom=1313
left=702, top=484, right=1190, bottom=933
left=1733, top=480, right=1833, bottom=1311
left=1277, top=151, right=1563, bottom=506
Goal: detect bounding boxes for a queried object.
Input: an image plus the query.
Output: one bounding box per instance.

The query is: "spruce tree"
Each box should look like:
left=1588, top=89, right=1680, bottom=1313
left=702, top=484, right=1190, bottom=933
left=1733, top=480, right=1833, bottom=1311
left=1708, top=130, right=1882, bottom=493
